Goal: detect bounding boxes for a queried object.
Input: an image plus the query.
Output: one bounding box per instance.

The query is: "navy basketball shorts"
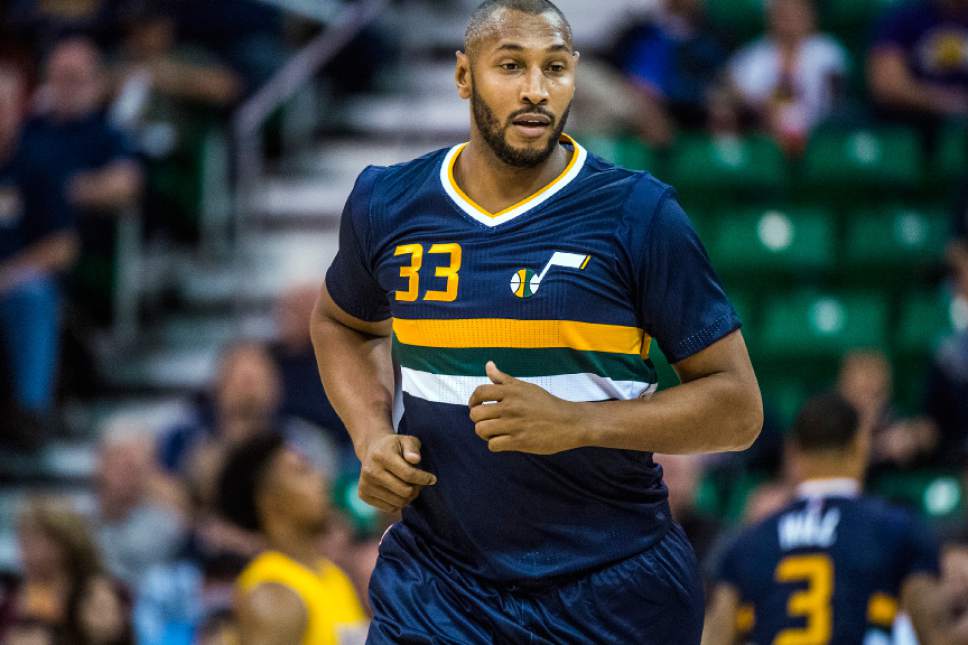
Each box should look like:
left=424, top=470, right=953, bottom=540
left=366, top=522, right=704, bottom=644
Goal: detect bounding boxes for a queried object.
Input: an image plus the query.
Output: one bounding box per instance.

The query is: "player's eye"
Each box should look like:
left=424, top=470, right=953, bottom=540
left=547, top=63, right=566, bottom=73
left=500, top=62, right=520, bottom=71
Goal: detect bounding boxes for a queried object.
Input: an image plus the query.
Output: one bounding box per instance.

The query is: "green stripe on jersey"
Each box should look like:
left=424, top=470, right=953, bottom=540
left=393, top=338, right=657, bottom=383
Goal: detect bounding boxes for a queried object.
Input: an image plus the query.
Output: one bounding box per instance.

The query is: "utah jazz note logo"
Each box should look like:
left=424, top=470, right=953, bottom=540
left=510, top=251, right=591, bottom=299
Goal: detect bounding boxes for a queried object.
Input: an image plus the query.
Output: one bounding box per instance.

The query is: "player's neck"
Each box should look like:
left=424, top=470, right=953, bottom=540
left=267, top=524, right=322, bottom=572
left=796, top=460, right=864, bottom=488
left=456, top=137, right=571, bottom=214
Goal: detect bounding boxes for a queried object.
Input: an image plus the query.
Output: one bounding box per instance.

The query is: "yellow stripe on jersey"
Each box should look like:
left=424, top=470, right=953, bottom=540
left=867, top=592, right=898, bottom=627
left=392, top=317, right=651, bottom=356
left=447, top=134, right=582, bottom=219
left=736, top=603, right=756, bottom=633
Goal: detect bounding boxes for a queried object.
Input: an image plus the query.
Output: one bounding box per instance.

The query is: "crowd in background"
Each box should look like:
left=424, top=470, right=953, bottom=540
left=0, top=0, right=966, bottom=643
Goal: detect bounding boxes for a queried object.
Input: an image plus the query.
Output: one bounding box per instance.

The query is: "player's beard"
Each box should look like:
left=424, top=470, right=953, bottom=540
left=471, top=84, right=571, bottom=168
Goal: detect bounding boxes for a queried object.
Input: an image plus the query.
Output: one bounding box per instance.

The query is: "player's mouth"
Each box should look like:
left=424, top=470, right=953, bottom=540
left=510, top=113, right=552, bottom=139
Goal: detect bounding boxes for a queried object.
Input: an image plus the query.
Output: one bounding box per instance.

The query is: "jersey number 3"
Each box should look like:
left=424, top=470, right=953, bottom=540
left=774, top=554, right=833, bottom=645
left=394, top=243, right=462, bottom=302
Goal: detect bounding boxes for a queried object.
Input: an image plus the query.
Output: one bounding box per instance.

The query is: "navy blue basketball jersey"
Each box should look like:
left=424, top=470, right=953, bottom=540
left=326, top=134, right=741, bottom=584
left=715, top=480, right=940, bottom=645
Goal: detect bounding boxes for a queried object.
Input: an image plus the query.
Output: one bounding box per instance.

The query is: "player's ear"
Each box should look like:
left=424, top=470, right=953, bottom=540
left=455, top=50, right=472, bottom=100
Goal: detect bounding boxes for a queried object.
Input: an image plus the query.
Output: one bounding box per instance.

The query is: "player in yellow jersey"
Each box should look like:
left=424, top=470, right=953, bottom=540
left=216, top=433, right=368, bottom=645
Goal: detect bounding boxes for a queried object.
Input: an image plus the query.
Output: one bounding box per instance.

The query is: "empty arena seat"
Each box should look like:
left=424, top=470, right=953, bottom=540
left=705, top=0, right=766, bottom=44
left=759, top=290, right=888, bottom=359
left=896, top=290, right=960, bottom=356
left=582, top=136, right=655, bottom=171
left=871, top=471, right=965, bottom=521
left=709, top=206, right=835, bottom=275
left=844, top=205, right=948, bottom=272
left=802, top=127, right=923, bottom=193
left=669, top=134, right=787, bottom=196
left=937, top=120, right=968, bottom=183
left=821, top=0, right=904, bottom=35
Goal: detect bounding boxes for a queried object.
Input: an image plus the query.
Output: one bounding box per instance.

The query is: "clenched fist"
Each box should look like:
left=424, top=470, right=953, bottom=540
left=358, top=434, right=437, bottom=513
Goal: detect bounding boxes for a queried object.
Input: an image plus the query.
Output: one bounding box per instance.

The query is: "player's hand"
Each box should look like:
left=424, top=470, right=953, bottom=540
left=358, top=434, right=437, bottom=513
left=468, top=362, right=583, bottom=455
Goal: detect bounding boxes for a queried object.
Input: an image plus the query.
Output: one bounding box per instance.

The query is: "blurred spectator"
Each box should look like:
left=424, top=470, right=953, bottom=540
left=838, top=350, right=939, bottom=472
left=725, top=0, right=848, bottom=153
left=0, top=498, right=121, bottom=640
left=94, top=418, right=187, bottom=589
left=111, top=4, right=240, bottom=242
left=0, top=63, right=78, bottom=435
left=4, top=617, right=61, bottom=645
left=924, top=326, right=968, bottom=463
left=270, top=284, right=352, bottom=456
left=608, top=0, right=726, bottom=133
left=64, top=574, right=133, bottom=645
left=216, top=433, right=368, bottom=644
left=4, top=0, right=123, bottom=56
left=27, top=37, right=140, bottom=212
left=169, top=0, right=287, bottom=90
left=869, top=0, right=968, bottom=122
left=158, top=341, right=336, bottom=481
left=22, top=36, right=142, bottom=325
left=657, top=453, right=722, bottom=564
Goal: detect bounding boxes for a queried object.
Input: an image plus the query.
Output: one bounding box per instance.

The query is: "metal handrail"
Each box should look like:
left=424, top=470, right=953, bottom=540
left=255, top=0, right=343, bottom=23
left=233, top=0, right=390, bottom=232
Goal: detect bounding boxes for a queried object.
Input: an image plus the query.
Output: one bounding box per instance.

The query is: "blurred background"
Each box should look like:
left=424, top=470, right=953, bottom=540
left=0, top=0, right=965, bottom=642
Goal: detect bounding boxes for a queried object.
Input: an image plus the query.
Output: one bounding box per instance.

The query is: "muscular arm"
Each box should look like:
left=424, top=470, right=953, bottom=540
left=237, top=583, right=306, bottom=645
left=310, top=282, right=394, bottom=460
left=470, top=330, right=762, bottom=456
left=701, top=583, right=741, bottom=645
left=310, top=283, right=436, bottom=512
left=580, top=330, right=761, bottom=453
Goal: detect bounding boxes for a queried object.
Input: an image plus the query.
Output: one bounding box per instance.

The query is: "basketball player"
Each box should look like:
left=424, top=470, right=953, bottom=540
left=703, top=392, right=943, bottom=645
left=217, top=434, right=368, bottom=645
left=311, top=1, right=762, bottom=641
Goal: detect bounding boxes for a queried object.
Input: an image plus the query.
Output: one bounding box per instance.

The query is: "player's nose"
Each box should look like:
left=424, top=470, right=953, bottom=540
left=519, top=67, right=549, bottom=105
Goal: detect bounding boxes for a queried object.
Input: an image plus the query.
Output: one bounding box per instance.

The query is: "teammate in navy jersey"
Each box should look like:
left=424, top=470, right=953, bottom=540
left=703, top=392, right=943, bottom=645
left=310, top=0, right=762, bottom=641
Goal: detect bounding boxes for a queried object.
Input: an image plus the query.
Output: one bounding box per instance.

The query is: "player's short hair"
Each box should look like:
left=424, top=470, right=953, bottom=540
left=464, top=0, right=573, bottom=56
left=790, top=391, right=859, bottom=452
left=216, top=433, right=286, bottom=533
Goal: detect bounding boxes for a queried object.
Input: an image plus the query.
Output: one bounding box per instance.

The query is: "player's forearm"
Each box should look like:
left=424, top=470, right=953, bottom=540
left=310, top=305, right=395, bottom=460
left=575, top=371, right=762, bottom=454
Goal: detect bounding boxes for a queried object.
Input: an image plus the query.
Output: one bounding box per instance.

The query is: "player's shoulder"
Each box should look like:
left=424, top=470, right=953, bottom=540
left=348, top=146, right=449, bottom=204
left=581, top=151, right=673, bottom=200
left=851, top=494, right=925, bottom=534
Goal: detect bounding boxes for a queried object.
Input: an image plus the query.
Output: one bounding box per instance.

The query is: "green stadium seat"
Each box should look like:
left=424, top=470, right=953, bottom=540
left=870, top=471, right=965, bottom=522
left=844, top=206, right=948, bottom=272
left=728, top=290, right=755, bottom=334
left=822, top=0, right=905, bottom=35
left=761, top=378, right=808, bottom=428
left=936, top=120, right=967, bottom=183
left=759, top=290, right=888, bottom=359
left=709, top=206, right=835, bottom=275
left=582, top=136, right=655, bottom=171
left=669, top=134, right=787, bottom=196
left=896, top=290, right=959, bottom=355
left=802, top=127, right=923, bottom=193
left=705, top=0, right=766, bottom=44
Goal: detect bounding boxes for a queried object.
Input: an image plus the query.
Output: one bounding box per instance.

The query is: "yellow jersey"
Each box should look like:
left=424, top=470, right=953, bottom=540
left=237, top=551, right=368, bottom=645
